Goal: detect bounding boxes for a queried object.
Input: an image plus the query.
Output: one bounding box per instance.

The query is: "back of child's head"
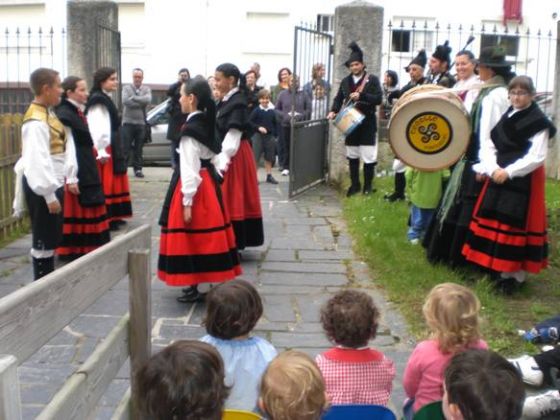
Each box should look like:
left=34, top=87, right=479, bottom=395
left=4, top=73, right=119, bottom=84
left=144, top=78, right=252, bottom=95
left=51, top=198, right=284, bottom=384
left=423, top=283, right=481, bottom=353
left=136, top=340, right=228, bottom=420
left=320, top=289, right=379, bottom=348
left=260, top=350, right=327, bottom=420
left=444, top=349, right=524, bottom=420
left=30, top=67, right=59, bottom=96
left=204, top=279, right=263, bottom=339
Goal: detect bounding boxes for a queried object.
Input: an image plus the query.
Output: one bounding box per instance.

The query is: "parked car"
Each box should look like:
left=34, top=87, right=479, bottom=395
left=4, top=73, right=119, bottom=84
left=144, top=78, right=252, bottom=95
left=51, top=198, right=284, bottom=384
left=143, top=99, right=172, bottom=165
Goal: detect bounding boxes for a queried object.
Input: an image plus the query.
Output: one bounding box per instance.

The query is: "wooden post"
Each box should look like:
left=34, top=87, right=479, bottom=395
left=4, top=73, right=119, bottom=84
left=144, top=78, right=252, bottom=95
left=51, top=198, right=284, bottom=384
left=128, top=249, right=151, bottom=419
left=0, top=355, right=22, bottom=420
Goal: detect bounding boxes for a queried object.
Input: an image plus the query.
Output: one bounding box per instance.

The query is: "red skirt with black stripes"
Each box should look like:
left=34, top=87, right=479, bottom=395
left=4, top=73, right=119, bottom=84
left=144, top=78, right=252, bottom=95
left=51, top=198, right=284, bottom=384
left=56, top=185, right=110, bottom=257
left=158, top=169, right=242, bottom=286
left=221, top=139, right=264, bottom=249
left=96, top=146, right=133, bottom=222
left=462, top=166, right=548, bottom=274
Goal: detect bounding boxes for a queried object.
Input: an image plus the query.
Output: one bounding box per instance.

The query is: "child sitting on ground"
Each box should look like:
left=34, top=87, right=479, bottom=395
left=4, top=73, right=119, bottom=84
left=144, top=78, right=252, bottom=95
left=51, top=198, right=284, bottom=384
left=443, top=349, right=525, bottom=420
left=316, top=289, right=395, bottom=405
left=200, top=279, right=277, bottom=412
left=403, top=282, right=487, bottom=418
left=136, top=340, right=229, bottom=420
left=259, top=350, right=327, bottom=420
left=405, top=166, right=449, bottom=244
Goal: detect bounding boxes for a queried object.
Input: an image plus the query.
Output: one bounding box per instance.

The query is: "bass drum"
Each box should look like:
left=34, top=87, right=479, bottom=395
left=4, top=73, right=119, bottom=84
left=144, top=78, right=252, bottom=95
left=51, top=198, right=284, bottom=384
left=388, top=85, right=470, bottom=171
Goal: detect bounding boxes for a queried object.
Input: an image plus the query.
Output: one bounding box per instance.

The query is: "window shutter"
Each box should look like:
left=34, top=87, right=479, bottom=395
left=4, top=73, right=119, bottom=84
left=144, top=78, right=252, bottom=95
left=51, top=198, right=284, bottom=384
left=503, top=0, right=523, bottom=23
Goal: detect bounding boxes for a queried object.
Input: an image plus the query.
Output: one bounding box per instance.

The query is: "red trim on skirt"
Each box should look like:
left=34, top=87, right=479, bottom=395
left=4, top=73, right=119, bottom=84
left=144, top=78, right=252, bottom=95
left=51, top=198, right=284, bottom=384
left=222, top=140, right=263, bottom=221
left=462, top=166, right=548, bottom=273
left=158, top=169, right=242, bottom=286
left=95, top=146, right=132, bottom=222
left=56, top=184, right=110, bottom=257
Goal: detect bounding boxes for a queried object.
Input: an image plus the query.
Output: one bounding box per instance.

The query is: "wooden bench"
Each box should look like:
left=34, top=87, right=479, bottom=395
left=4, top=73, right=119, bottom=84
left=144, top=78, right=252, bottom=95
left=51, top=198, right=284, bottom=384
left=0, top=224, right=152, bottom=419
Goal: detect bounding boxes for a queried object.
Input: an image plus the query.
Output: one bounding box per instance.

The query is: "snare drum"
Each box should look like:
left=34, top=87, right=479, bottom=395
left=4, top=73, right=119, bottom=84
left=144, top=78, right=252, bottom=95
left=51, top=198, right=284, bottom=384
left=388, top=85, right=470, bottom=171
left=333, top=103, right=365, bottom=137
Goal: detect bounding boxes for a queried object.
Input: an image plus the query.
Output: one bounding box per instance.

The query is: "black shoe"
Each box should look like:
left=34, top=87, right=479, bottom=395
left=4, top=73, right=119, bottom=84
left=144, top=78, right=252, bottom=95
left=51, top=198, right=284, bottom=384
left=346, top=184, right=361, bottom=197
left=176, top=290, right=206, bottom=303
left=384, top=192, right=405, bottom=202
left=135, top=170, right=145, bottom=178
left=363, top=186, right=377, bottom=195
left=494, top=277, right=522, bottom=295
left=181, top=286, right=197, bottom=296
left=266, top=174, right=278, bottom=184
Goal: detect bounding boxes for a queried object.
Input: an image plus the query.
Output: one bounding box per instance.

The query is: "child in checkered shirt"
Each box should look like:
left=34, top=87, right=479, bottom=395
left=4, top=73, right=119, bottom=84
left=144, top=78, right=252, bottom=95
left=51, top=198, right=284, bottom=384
left=315, top=290, right=395, bottom=406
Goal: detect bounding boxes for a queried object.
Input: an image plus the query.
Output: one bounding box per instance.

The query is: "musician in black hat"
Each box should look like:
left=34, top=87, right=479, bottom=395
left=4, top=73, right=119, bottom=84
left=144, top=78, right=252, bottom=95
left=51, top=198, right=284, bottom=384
left=384, top=50, right=427, bottom=202
left=428, top=41, right=456, bottom=87
left=328, top=42, right=383, bottom=196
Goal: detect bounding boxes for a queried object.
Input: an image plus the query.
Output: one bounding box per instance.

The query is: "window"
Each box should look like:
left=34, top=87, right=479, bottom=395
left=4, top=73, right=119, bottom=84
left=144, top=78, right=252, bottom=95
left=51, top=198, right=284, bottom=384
left=480, top=34, right=519, bottom=57
left=391, top=29, right=434, bottom=53
left=317, top=14, right=334, bottom=33
left=392, top=30, right=411, bottom=53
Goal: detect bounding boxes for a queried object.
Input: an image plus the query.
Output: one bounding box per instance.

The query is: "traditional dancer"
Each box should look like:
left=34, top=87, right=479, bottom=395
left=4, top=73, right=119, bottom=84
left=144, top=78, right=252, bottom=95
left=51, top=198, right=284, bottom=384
left=55, top=76, right=110, bottom=259
left=158, top=76, right=241, bottom=303
left=213, top=63, right=264, bottom=249
left=423, top=46, right=514, bottom=267
left=86, top=67, right=132, bottom=228
left=328, top=42, right=383, bottom=196
left=462, top=76, right=556, bottom=294
left=18, top=68, right=75, bottom=279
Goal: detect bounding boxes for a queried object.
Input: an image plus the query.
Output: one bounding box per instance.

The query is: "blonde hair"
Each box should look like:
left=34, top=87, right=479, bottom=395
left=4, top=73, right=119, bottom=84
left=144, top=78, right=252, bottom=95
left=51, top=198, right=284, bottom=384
left=260, top=350, right=327, bottom=420
left=423, top=283, right=481, bottom=354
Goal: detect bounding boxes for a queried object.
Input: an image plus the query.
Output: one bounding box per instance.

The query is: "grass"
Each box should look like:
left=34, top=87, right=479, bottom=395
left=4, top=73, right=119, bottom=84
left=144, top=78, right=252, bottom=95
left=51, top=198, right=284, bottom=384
left=342, top=175, right=560, bottom=355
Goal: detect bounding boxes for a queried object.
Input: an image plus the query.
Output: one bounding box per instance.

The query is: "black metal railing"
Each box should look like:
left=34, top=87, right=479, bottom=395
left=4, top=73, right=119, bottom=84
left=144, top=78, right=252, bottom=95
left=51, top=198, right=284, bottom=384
left=384, top=20, right=557, bottom=96
left=1, top=27, right=67, bottom=114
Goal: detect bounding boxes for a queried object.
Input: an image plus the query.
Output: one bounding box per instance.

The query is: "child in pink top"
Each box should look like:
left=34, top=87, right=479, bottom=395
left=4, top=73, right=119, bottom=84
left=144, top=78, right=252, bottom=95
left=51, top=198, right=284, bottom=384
left=403, top=283, right=487, bottom=418
left=316, top=290, right=395, bottom=406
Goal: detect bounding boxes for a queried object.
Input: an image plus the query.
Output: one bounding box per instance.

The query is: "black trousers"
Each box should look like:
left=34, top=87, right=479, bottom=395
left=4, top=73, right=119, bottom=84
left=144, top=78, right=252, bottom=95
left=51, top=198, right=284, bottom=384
left=122, top=123, right=146, bottom=171
left=534, top=347, right=560, bottom=387
left=23, top=176, right=64, bottom=251
left=279, top=126, right=291, bottom=170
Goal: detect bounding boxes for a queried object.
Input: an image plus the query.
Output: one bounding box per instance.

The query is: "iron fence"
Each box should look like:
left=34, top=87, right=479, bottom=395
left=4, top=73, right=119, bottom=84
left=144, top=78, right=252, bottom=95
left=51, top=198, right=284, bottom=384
left=1, top=27, right=67, bottom=114
left=384, top=20, right=557, bottom=98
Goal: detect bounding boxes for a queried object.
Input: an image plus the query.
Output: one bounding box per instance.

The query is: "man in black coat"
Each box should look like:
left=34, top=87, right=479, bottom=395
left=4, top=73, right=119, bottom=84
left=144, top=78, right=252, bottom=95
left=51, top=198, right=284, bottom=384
left=428, top=41, right=456, bottom=88
left=166, top=68, right=190, bottom=167
left=328, top=42, right=382, bottom=196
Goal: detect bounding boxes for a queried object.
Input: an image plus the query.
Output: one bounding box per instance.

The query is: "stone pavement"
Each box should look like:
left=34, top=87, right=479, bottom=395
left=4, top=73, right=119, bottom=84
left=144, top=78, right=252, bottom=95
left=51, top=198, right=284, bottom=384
left=0, top=167, right=414, bottom=418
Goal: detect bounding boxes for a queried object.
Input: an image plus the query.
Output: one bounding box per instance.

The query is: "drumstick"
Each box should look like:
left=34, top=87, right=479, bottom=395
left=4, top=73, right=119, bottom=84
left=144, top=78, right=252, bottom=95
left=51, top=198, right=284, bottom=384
left=449, top=35, right=476, bottom=71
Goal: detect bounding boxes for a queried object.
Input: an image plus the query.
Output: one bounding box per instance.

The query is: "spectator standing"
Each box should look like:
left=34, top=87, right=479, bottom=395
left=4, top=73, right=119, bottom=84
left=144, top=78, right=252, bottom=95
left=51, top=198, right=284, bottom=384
left=166, top=68, right=190, bottom=167
left=121, top=68, right=151, bottom=178
left=245, top=69, right=262, bottom=113
left=275, top=75, right=311, bottom=176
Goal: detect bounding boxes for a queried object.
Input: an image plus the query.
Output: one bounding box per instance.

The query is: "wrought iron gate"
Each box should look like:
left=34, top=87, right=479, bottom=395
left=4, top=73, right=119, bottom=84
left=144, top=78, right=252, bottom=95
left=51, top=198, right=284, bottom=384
left=96, top=22, right=122, bottom=109
left=288, top=24, right=333, bottom=198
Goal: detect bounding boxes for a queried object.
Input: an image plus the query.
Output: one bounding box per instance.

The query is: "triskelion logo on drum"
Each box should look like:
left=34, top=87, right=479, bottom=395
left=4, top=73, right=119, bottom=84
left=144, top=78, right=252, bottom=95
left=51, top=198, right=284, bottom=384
left=405, top=112, right=452, bottom=154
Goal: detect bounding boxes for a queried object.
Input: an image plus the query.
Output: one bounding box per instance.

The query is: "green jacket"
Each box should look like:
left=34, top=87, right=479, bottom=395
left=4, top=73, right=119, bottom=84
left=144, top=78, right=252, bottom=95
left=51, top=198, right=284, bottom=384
left=405, top=167, right=450, bottom=209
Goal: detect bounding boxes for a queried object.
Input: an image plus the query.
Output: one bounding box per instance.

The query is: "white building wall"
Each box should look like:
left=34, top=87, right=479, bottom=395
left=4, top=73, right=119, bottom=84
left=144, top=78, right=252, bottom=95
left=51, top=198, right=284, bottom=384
left=1, top=0, right=558, bottom=87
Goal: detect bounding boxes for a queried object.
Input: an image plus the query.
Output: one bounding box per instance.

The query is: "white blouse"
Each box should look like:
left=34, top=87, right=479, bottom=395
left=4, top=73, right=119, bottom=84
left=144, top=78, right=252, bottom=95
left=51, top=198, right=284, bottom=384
left=87, top=104, right=111, bottom=159
left=179, top=111, right=217, bottom=206
left=21, top=116, right=77, bottom=204
left=476, top=106, right=549, bottom=179
left=455, top=74, right=480, bottom=113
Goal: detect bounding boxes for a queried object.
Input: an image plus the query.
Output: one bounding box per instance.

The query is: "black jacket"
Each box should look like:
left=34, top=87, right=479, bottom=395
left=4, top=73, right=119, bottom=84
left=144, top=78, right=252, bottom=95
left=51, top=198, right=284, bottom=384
left=331, top=73, right=383, bottom=146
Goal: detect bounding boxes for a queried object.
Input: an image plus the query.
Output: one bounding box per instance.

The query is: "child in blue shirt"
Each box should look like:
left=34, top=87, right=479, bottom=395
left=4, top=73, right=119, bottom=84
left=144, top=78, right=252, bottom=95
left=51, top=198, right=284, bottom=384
left=200, top=279, right=277, bottom=412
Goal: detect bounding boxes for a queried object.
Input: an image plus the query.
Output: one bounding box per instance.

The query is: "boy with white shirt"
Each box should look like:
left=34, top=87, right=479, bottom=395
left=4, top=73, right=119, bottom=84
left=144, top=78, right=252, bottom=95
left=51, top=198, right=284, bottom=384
left=20, top=67, right=77, bottom=279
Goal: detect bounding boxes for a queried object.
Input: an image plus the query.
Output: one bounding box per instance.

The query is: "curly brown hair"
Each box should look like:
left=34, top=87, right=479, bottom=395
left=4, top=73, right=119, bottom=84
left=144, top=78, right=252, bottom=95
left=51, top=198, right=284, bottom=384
left=136, top=340, right=229, bottom=420
left=204, top=279, right=263, bottom=339
left=320, top=289, right=380, bottom=348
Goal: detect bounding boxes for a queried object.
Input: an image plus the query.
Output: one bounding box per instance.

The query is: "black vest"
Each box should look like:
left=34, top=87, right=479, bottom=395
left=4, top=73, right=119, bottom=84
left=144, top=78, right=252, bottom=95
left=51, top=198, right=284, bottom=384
left=55, top=99, right=105, bottom=207
left=216, top=91, right=249, bottom=141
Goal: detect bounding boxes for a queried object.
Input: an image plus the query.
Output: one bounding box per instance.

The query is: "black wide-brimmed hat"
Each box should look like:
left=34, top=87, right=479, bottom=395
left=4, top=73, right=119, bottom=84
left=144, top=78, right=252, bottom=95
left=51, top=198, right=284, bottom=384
left=432, top=40, right=452, bottom=64
left=345, top=41, right=364, bottom=67
left=476, top=46, right=515, bottom=67
left=405, top=49, right=427, bottom=72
